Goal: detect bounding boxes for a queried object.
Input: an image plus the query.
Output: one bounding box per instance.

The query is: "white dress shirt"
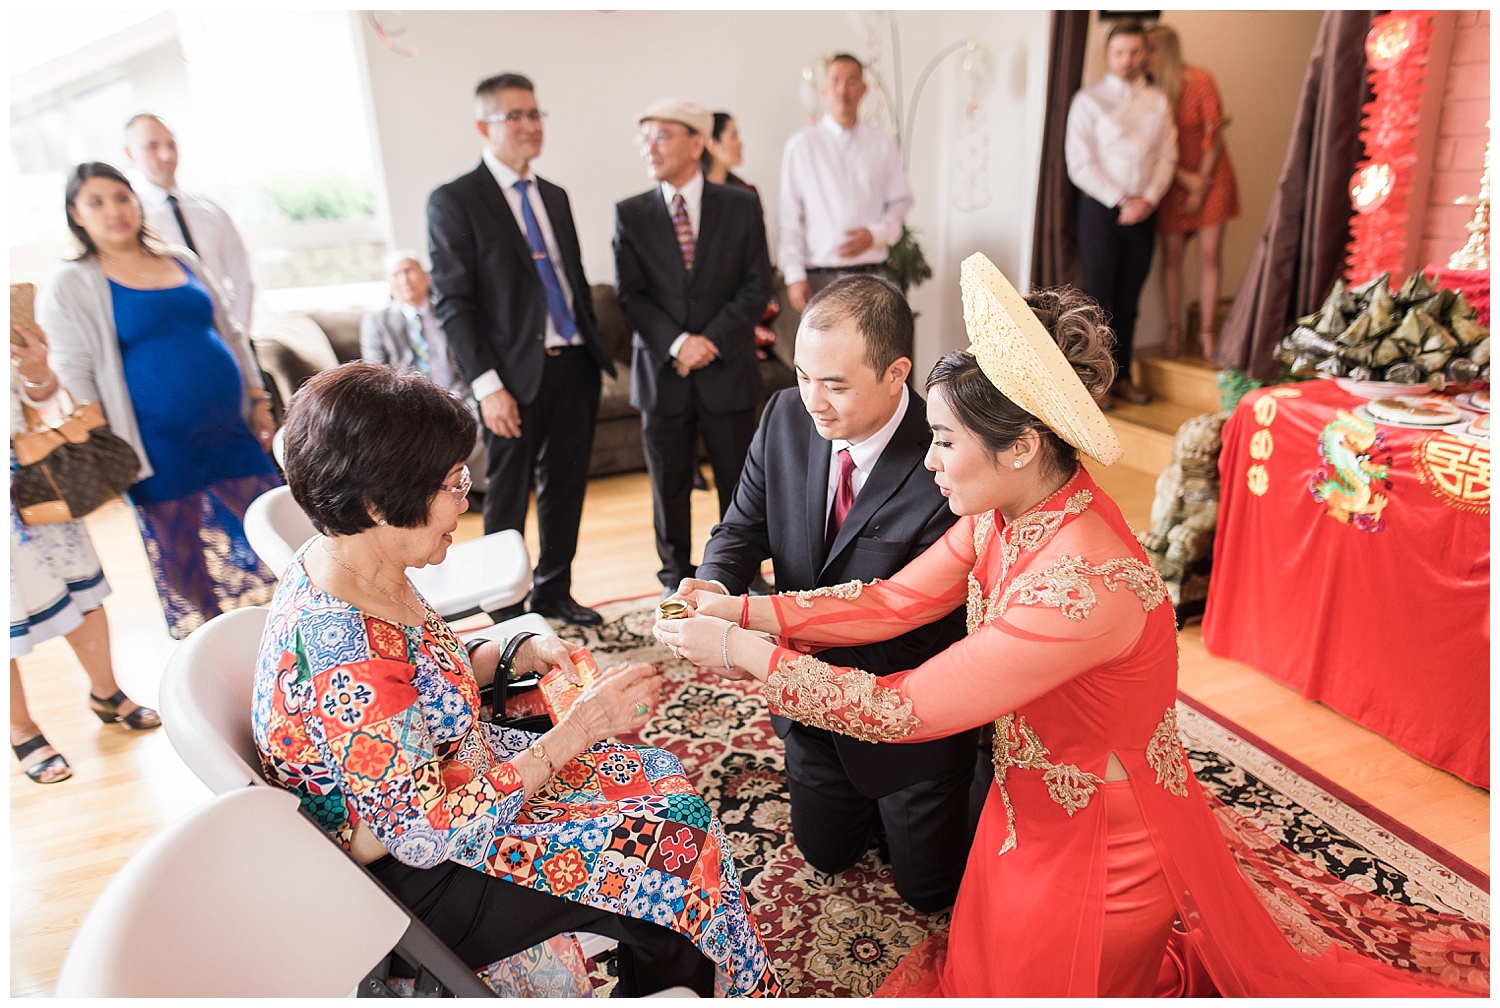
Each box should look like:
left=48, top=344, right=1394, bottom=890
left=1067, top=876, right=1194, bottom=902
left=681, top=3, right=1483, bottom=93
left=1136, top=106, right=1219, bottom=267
left=1064, top=72, right=1178, bottom=210
left=472, top=149, right=579, bottom=401
left=659, top=172, right=704, bottom=360
left=399, top=300, right=457, bottom=391
left=825, top=385, right=910, bottom=515
left=137, top=179, right=256, bottom=333
left=778, top=115, right=913, bottom=285
left=707, top=384, right=910, bottom=593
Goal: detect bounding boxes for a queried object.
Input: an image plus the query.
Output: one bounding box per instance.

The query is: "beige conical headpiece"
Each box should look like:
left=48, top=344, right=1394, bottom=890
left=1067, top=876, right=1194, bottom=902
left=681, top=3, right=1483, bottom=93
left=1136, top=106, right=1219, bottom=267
left=960, top=253, right=1123, bottom=466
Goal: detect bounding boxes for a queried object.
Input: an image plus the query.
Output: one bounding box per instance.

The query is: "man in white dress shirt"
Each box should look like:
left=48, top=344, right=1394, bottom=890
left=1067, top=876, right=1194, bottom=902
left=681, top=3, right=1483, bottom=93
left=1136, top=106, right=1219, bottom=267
left=359, top=251, right=487, bottom=494
left=778, top=54, right=913, bottom=313
left=123, top=114, right=256, bottom=335
left=1064, top=18, right=1177, bottom=407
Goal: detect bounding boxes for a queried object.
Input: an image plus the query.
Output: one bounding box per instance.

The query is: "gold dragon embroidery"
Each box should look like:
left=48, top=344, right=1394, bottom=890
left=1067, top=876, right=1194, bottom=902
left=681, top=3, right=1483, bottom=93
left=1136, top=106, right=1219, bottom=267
left=998, top=556, right=1169, bottom=622
left=765, top=652, right=920, bottom=742
left=1144, top=708, right=1189, bottom=797
left=966, top=480, right=1092, bottom=632
left=990, top=708, right=1188, bottom=855
left=990, top=714, right=1103, bottom=855
left=792, top=580, right=869, bottom=608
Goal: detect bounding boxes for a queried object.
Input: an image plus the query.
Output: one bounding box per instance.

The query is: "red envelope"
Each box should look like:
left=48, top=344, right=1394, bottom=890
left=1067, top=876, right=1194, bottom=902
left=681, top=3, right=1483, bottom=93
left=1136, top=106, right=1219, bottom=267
left=536, top=647, right=600, bottom=723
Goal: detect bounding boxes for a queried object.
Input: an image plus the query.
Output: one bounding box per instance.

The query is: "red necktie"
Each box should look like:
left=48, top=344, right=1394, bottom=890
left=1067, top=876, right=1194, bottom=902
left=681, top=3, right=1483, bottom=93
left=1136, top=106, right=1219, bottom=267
left=671, top=193, right=695, bottom=271
left=825, top=448, right=856, bottom=553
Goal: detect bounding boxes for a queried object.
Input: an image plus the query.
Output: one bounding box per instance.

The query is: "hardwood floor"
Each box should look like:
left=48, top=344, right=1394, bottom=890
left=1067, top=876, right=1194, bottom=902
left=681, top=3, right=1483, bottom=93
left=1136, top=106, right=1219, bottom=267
left=8, top=465, right=1489, bottom=996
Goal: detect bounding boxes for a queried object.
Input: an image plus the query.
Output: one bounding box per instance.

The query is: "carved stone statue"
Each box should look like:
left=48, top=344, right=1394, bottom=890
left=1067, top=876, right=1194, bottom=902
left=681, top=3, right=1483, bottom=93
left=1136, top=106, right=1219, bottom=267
left=1138, top=412, right=1226, bottom=614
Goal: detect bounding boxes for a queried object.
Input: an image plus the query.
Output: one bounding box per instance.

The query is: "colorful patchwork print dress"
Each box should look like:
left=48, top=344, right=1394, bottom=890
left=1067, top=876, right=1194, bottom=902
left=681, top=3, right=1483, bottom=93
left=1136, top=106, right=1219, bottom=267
left=746, top=468, right=1474, bottom=997
left=251, top=547, right=779, bottom=997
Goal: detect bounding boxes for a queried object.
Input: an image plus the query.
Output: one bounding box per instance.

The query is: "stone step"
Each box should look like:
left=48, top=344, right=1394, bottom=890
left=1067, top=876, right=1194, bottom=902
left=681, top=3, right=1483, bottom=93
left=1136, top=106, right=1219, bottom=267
left=1136, top=354, right=1221, bottom=415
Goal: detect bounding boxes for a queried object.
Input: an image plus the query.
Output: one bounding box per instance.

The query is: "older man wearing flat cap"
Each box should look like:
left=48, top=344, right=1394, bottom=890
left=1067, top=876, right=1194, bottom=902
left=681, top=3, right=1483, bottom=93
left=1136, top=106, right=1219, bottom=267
left=614, top=99, right=773, bottom=595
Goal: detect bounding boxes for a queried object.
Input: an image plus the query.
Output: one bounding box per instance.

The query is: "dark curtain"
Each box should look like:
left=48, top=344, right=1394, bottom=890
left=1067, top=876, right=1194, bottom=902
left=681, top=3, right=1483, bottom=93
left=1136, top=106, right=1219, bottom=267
left=1030, top=10, right=1091, bottom=291
left=1214, top=11, right=1374, bottom=380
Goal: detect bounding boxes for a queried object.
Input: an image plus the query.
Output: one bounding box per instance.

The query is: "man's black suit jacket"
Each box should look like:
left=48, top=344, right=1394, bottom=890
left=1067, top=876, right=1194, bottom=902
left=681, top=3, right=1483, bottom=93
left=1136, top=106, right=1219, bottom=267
left=426, top=162, right=615, bottom=405
left=613, top=181, right=772, bottom=416
left=696, top=388, right=975, bottom=796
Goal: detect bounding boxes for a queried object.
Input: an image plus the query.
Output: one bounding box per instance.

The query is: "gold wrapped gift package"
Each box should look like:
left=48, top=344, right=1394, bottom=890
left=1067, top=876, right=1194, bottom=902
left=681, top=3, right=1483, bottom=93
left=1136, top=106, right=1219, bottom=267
left=11, top=393, right=141, bottom=525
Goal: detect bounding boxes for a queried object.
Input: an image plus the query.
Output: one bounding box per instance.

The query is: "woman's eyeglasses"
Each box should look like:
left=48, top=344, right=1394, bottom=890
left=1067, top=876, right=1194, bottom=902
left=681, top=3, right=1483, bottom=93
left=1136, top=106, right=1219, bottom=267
left=438, top=465, right=472, bottom=501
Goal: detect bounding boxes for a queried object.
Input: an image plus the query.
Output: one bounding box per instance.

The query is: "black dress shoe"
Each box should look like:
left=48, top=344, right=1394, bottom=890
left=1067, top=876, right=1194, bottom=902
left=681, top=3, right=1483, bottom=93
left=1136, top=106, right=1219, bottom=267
left=528, top=596, right=604, bottom=626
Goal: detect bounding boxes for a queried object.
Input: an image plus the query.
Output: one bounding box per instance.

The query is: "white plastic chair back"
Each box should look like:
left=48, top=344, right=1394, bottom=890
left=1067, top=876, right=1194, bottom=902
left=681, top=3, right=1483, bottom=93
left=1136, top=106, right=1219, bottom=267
left=410, top=529, right=532, bottom=618
left=244, top=485, right=316, bottom=578
left=160, top=607, right=270, bottom=793
left=242, top=487, right=531, bottom=621
left=55, top=787, right=410, bottom=997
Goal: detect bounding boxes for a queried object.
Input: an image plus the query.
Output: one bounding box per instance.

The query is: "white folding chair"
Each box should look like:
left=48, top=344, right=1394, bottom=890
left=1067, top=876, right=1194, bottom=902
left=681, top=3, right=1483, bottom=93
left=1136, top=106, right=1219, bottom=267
left=158, top=607, right=617, bottom=972
left=243, top=485, right=533, bottom=621
left=159, top=606, right=270, bottom=792
left=55, top=786, right=495, bottom=997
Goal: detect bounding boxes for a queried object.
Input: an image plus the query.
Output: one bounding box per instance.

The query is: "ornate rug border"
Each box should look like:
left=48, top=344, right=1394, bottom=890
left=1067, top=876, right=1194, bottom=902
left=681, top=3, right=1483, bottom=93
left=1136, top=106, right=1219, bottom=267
left=1177, top=692, right=1489, bottom=920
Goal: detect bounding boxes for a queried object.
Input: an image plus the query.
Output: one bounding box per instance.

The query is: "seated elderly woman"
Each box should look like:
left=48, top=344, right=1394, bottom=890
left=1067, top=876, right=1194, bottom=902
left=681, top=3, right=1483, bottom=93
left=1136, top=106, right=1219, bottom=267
left=251, top=362, right=779, bottom=997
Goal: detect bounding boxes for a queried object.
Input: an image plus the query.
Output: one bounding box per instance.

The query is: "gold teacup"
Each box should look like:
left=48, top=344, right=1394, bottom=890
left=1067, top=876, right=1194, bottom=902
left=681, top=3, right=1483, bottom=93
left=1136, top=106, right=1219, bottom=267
left=657, top=598, right=689, bottom=620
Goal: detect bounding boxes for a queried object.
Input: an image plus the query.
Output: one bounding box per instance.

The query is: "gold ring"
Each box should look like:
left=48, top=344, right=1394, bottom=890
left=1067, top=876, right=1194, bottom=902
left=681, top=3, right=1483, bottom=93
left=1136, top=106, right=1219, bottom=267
left=635, top=703, right=649, bottom=717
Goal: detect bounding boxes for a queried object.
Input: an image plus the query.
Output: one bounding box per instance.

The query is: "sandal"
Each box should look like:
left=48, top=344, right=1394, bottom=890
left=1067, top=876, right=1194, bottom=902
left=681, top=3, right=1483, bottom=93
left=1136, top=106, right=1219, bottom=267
left=13, top=735, right=72, bottom=784
left=88, top=690, right=162, bottom=731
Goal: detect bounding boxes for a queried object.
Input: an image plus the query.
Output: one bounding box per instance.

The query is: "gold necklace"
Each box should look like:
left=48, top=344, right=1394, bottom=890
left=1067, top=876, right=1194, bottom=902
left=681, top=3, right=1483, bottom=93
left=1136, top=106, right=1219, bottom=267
left=318, top=537, right=426, bottom=624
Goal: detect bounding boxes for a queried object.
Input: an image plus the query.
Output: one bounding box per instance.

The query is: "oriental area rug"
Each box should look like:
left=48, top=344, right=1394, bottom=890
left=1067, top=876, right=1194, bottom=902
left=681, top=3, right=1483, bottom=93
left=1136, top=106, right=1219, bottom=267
left=556, top=596, right=1489, bottom=997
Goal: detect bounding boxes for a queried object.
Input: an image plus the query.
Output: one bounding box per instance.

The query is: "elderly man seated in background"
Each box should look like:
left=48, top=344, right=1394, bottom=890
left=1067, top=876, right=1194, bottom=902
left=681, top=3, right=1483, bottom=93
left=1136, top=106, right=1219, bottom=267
left=361, top=250, right=487, bottom=494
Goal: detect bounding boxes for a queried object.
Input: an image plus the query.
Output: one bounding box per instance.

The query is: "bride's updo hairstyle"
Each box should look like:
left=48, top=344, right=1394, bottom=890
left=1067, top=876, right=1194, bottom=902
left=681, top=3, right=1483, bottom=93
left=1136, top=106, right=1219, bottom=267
left=926, top=286, right=1116, bottom=480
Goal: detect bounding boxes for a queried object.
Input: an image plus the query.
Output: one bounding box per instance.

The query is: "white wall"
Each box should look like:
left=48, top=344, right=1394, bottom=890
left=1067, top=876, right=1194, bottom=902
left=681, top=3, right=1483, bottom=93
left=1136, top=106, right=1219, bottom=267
left=354, top=9, right=1320, bottom=375
left=353, top=10, right=1052, bottom=380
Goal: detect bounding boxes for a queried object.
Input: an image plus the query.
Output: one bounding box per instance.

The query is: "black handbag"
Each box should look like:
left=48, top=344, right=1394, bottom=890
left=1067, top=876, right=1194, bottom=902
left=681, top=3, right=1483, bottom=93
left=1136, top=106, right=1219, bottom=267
left=11, top=390, right=141, bottom=525
left=472, top=632, right=554, bottom=732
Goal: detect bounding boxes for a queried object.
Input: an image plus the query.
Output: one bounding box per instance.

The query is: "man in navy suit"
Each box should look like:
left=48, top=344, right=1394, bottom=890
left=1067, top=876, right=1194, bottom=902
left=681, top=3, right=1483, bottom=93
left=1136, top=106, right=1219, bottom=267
left=613, top=99, right=773, bottom=594
left=681, top=276, right=976, bottom=912
left=427, top=73, right=616, bottom=626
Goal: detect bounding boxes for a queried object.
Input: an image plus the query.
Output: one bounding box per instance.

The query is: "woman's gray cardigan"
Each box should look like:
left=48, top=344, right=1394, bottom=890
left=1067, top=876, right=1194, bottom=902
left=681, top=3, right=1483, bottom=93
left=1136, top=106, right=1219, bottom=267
left=35, top=247, right=265, bottom=483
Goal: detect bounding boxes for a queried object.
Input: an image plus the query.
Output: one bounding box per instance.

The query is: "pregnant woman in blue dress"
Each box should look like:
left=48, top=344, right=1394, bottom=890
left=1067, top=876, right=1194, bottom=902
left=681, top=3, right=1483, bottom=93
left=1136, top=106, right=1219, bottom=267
left=38, top=162, right=281, bottom=639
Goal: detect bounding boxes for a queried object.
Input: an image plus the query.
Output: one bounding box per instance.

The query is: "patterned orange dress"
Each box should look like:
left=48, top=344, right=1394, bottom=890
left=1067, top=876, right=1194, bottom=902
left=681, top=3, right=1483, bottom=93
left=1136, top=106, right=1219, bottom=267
left=1157, top=66, right=1241, bottom=235
left=746, top=468, right=1478, bottom=997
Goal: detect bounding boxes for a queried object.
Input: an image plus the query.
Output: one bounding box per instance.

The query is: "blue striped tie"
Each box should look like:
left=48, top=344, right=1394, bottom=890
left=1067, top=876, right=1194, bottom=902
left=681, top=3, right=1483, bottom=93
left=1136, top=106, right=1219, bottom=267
left=514, top=179, right=578, bottom=343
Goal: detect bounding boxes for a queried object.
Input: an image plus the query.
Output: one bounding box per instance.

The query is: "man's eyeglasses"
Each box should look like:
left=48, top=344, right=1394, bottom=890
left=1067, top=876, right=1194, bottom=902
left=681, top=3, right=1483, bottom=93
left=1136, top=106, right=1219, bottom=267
left=438, top=465, right=472, bottom=501
left=482, top=109, right=548, bottom=125
left=638, top=129, right=689, bottom=149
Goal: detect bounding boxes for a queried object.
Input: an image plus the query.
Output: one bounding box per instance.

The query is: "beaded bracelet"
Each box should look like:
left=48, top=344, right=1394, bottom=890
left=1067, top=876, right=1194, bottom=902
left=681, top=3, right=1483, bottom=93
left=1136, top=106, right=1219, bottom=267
left=720, top=623, right=735, bottom=672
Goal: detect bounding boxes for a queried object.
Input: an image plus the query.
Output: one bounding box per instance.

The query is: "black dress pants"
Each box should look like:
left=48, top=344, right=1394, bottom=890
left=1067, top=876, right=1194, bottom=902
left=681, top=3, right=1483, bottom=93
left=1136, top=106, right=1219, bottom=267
left=641, top=399, right=755, bottom=588
left=369, top=855, right=715, bottom=996
left=480, top=346, right=601, bottom=603
left=1077, top=194, right=1158, bottom=379
left=782, top=723, right=974, bottom=913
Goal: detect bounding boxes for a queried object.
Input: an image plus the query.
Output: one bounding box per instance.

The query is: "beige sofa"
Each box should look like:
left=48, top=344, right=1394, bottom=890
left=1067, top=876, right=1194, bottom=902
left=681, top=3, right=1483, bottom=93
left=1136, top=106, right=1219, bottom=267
left=252, top=281, right=799, bottom=478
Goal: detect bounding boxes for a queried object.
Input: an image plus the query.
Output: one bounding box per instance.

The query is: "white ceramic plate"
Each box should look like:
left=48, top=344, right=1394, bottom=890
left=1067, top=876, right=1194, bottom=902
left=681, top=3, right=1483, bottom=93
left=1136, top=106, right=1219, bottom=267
left=1352, top=404, right=1469, bottom=431
left=1454, top=391, right=1490, bottom=414
left=1333, top=377, right=1436, bottom=399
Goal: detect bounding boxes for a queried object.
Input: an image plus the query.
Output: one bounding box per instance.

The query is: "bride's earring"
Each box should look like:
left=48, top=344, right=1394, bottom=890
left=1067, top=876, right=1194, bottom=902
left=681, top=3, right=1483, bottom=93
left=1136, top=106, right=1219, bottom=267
left=1013, top=460, right=1023, bottom=469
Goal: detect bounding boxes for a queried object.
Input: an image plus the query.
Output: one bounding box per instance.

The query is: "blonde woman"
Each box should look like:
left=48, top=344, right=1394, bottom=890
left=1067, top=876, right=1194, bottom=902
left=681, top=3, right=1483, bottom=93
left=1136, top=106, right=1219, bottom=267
left=1147, top=24, right=1241, bottom=359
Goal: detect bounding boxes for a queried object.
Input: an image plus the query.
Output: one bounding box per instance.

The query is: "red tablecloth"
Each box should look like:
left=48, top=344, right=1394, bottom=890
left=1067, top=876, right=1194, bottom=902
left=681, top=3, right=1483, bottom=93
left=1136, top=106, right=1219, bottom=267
left=1202, top=379, right=1490, bottom=788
